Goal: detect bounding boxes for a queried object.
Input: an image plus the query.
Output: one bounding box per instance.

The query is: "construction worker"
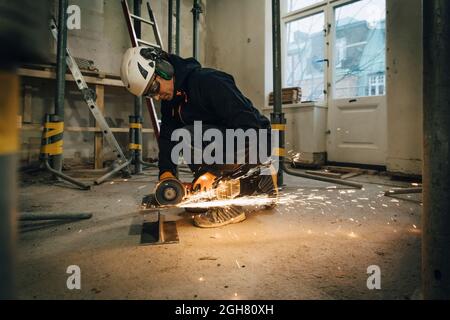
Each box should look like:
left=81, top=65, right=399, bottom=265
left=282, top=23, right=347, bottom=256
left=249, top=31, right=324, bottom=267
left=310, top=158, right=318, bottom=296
left=121, top=46, right=277, bottom=228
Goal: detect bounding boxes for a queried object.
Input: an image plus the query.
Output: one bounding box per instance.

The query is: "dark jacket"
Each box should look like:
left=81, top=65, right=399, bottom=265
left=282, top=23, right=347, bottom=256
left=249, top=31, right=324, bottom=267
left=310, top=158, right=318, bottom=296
left=158, top=55, right=271, bottom=176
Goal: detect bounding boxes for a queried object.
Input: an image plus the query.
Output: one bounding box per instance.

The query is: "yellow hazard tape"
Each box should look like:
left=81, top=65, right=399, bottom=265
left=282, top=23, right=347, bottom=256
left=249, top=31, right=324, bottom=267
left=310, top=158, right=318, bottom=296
left=43, top=122, right=64, bottom=139
left=273, top=148, right=286, bottom=157
left=129, top=143, right=142, bottom=150
left=130, top=123, right=142, bottom=129
left=41, top=140, right=63, bottom=156
left=0, top=73, right=19, bottom=155
left=272, top=124, right=286, bottom=131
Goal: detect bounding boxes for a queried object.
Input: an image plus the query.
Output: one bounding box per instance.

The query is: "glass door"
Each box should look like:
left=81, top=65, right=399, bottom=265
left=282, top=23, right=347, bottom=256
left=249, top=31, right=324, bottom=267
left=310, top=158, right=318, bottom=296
left=327, top=0, right=387, bottom=165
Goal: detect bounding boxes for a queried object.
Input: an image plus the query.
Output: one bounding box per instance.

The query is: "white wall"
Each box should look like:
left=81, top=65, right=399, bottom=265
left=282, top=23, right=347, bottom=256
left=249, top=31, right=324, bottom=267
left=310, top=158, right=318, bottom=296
left=386, top=0, right=423, bottom=175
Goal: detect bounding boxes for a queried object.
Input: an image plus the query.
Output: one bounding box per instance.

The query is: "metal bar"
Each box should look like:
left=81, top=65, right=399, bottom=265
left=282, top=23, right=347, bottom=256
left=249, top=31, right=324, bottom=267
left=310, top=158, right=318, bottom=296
left=137, top=39, right=161, bottom=48
left=384, top=188, right=422, bottom=196
left=122, top=0, right=139, bottom=47
left=192, top=0, right=202, bottom=59
left=133, top=1, right=142, bottom=37
left=52, top=0, right=68, bottom=173
left=176, top=0, right=181, bottom=55
left=19, top=212, right=92, bottom=221
left=95, top=159, right=132, bottom=185
left=423, top=0, right=450, bottom=300
left=130, top=14, right=154, bottom=25
left=134, top=0, right=143, bottom=175
left=271, top=0, right=284, bottom=186
left=147, top=2, right=163, bottom=49
left=168, top=0, right=174, bottom=53
left=282, top=164, right=363, bottom=189
left=44, top=159, right=91, bottom=190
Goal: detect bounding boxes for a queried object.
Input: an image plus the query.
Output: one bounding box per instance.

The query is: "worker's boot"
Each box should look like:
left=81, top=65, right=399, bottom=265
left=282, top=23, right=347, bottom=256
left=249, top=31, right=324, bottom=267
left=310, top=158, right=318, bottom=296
left=193, top=206, right=246, bottom=228
left=239, top=165, right=278, bottom=208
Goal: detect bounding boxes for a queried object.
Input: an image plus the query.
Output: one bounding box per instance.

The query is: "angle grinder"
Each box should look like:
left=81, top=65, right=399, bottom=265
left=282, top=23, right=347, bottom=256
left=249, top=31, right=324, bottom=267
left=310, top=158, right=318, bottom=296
left=154, top=178, right=188, bottom=206
left=143, top=177, right=242, bottom=208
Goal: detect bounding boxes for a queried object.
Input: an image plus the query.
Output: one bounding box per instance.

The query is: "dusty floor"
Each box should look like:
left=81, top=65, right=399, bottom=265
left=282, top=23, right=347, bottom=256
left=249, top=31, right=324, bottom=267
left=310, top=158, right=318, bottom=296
left=16, top=168, right=422, bottom=300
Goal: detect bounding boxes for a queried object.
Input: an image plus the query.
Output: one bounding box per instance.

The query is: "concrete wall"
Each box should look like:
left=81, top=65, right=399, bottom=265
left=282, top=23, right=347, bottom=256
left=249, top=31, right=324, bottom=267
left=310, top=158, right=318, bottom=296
left=205, top=0, right=266, bottom=110
left=386, top=0, right=423, bottom=175
left=20, top=0, right=207, bottom=166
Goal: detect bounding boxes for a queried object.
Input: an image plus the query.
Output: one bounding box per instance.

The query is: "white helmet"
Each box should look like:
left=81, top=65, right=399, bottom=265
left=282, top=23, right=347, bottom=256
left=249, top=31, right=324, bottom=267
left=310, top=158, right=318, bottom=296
left=121, top=46, right=157, bottom=96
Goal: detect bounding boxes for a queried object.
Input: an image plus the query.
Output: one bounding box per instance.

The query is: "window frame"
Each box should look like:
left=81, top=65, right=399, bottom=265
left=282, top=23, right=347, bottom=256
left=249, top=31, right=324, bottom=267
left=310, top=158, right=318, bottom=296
left=281, top=0, right=387, bottom=103
left=282, top=7, right=327, bottom=102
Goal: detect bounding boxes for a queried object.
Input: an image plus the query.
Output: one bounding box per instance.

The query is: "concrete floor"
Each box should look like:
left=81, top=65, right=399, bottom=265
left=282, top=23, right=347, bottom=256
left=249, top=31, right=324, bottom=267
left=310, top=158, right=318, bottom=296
left=17, top=168, right=421, bottom=300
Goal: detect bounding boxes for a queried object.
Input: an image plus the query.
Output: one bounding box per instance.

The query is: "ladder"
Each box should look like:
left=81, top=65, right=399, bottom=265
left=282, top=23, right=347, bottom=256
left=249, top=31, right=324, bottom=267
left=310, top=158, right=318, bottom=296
left=121, top=0, right=162, bottom=143
left=50, top=18, right=131, bottom=183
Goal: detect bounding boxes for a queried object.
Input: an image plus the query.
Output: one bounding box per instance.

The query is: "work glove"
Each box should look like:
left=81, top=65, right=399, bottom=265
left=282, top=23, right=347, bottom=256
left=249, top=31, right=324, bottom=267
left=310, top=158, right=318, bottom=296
left=192, top=172, right=217, bottom=193
left=159, top=171, right=177, bottom=182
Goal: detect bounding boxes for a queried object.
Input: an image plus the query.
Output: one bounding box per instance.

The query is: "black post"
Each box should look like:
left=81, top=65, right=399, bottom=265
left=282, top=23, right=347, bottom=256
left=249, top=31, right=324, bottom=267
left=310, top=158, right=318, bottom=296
left=271, top=0, right=284, bottom=186
left=176, top=0, right=181, bottom=55
left=0, top=74, right=19, bottom=300
left=168, top=0, right=174, bottom=54
left=192, top=0, right=202, bottom=60
left=134, top=0, right=143, bottom=174
left=52, top=0, right=68, bottom=173
left=0, top=0, right=50, bottom=299
left=423, top=0, right=450, bottom=299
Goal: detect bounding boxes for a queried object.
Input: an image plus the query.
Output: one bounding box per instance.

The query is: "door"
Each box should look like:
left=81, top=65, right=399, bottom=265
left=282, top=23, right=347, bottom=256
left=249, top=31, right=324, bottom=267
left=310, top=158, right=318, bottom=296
left=327, top=0, right=387, bottom=165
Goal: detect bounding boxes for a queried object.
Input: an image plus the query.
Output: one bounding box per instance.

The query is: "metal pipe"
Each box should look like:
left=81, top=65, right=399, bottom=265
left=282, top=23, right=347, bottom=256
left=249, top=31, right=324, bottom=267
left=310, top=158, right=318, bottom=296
left=20, top=212, right=92, bottom=221
left=423, top=0, right=450, bottom=300
left=134, top=0, right=143, bottom=174
left=52, top=0, right=68, bottom=173
left=133, top=0, right=141, bottom=38
left=271, top=0, right=284, bottom=186
left=168, top=0, right=174, bottom=54
left=282, top=163, right=363, bottom=189
left=384, top=188, right=422, bottom=196
left=40, top=114, right=90, bottom=190
left=94, top=159, right=133, bottom=185
left=192, top=0, right=202, bottom=59
left=176, top=0, right=181, bottom=55
left=44, top=160, right=91, bottom=190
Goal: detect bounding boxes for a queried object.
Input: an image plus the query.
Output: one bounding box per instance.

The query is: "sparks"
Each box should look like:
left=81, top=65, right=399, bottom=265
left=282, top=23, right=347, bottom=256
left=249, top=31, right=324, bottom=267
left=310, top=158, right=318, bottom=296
left=177, top=194, right=298, bottom=209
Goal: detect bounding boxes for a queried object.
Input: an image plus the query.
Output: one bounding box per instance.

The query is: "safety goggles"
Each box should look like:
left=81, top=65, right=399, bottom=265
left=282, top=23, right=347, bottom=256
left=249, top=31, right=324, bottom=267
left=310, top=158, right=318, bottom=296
left=145, top=76, right=161, bottom=97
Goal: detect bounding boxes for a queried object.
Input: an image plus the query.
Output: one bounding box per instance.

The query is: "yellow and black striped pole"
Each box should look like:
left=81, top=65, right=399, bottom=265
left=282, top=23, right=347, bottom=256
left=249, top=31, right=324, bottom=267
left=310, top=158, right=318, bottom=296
left=39, top=114, right=90, bottom=190
left=40, top=114, right=64, bottom=159
left=129, top=115, right=143, bottom=174
left=271, top=116, right=286, bottom=186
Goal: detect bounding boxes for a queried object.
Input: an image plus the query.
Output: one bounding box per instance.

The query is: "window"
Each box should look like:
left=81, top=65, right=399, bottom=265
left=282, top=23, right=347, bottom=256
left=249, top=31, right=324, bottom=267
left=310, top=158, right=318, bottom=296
left=368, top=73, right=385, bottom=96
left=283, top=0, right=386, bottom=101
left=287, top=0, right=324, bottom=12
left=333, top=0, right=386, bottom=98
left=285, top=12, right=325, bottom=102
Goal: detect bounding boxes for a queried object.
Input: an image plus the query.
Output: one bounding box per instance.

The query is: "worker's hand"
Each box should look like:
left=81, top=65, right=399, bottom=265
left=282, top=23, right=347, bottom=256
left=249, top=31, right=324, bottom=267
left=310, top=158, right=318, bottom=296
left=193, top=172, right=217, bottom=192
left=159, top=171, right=177, bottom=182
